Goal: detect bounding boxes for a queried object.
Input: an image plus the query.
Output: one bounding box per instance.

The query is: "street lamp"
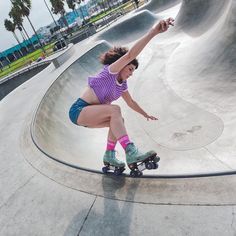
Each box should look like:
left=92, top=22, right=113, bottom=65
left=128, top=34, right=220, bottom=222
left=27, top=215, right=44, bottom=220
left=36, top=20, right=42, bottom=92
left=43, top=0, right=68, bottom=47
left=43, top=0, right=58, bottom=28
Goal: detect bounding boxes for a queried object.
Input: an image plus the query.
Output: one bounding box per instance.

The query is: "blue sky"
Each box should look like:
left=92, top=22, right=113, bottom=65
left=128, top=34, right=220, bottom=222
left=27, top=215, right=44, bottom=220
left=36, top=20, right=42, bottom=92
left=0, top=0, right=85, bottom=52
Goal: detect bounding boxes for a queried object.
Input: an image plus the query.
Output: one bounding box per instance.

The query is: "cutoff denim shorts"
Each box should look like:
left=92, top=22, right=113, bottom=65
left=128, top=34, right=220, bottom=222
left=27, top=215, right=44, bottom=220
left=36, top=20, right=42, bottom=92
left=69, top=98, right=90, bottom=125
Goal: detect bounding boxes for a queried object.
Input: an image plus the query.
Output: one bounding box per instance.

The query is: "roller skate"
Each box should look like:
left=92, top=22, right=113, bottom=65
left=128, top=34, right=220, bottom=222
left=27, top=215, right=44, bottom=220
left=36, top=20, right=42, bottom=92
left=102, top=150, right=126, bottom=176
left=125, top=143, right=160, bottom=177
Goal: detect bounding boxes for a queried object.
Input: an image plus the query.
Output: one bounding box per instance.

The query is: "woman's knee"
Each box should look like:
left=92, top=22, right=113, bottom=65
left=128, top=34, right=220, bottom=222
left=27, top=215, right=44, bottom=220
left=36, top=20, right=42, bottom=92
left=110, top=105, right=122, bottom=115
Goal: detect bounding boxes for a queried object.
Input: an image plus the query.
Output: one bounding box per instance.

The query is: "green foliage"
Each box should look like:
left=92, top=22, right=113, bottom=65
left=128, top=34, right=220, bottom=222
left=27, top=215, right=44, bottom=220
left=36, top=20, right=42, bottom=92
left=11, top=0, right=31, bottom=17
left=0, top=44, right=54, bottom=79
left=66, top=0, right=76, bottom=10
left=50, top=0, right=65, bottom=15
left=4, top=19, right=15, bottom=33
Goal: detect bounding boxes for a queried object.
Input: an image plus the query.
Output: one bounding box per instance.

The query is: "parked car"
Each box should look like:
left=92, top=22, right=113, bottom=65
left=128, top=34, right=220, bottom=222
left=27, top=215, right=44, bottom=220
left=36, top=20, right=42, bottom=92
left=53, top=39, right=67, bottom=52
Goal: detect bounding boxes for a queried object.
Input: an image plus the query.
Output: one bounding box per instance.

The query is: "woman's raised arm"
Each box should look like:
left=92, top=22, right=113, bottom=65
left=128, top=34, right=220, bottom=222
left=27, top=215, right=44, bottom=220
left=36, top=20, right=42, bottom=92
left=109, top=18, right=175, bottom=74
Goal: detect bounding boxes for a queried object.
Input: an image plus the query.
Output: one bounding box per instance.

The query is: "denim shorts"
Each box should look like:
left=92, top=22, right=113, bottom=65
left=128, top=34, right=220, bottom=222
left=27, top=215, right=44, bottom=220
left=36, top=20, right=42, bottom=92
left=69, top=98, right=90, bottom=125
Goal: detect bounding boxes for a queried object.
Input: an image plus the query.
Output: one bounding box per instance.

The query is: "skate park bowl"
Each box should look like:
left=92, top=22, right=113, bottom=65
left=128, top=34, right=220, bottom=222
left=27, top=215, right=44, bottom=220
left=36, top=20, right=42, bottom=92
left=31, top=0, right=236, bottom=177
left=0, top=62, right=50, bottom=100
left=95, top=10, right=159, bottom=45
left=0, top=43, right=74, bottom=101
left=136, top=0, right=181, bottom=14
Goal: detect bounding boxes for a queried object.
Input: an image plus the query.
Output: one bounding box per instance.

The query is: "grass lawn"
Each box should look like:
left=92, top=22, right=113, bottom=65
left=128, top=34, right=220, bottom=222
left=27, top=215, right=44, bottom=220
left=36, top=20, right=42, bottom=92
left=0, top=44, right=54, bottom=79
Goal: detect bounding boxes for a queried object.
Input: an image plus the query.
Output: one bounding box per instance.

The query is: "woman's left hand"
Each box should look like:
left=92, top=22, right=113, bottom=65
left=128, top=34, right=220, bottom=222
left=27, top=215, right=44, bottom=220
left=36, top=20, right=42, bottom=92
left=144, top=114, right=158, bottom=121
left=151, top=18, right=175, bottom=35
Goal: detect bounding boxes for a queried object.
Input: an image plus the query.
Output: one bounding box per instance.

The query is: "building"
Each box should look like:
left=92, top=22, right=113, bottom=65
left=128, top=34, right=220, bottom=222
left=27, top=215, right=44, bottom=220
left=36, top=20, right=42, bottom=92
left=0, top=34, right=43, bottom=67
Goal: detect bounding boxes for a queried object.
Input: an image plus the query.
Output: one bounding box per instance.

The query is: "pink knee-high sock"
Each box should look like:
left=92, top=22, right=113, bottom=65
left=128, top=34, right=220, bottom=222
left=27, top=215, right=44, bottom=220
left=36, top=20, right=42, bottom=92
left=118, top=135, right=131, bottom=150
left=106, top=140, right=117, bottom=151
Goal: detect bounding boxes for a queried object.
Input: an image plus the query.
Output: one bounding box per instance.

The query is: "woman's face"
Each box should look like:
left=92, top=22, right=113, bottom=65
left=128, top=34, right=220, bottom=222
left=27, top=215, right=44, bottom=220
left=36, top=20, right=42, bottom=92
left=120, top=64, right=136, bottom=80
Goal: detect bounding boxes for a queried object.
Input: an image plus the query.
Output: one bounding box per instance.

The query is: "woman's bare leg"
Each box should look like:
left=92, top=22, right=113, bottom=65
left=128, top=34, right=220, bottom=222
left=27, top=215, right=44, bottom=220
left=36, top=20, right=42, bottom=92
left=107, top=128, right=117, bottom=142
left=107, top=117, right=124, bottom=142
left=77, top=104, right=127, bottom=168
left=77, top=104, right=127, bottom=139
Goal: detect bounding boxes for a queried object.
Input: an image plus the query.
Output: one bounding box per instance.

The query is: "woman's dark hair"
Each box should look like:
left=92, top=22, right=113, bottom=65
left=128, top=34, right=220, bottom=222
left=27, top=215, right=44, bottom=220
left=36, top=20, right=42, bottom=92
left=100, top=46, right=139, bottom=69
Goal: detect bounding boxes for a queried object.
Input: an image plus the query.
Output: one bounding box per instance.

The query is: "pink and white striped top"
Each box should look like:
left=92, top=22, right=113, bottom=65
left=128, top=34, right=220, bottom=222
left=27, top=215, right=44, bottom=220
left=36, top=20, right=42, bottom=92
left=88, top=65, right=128, bottom=104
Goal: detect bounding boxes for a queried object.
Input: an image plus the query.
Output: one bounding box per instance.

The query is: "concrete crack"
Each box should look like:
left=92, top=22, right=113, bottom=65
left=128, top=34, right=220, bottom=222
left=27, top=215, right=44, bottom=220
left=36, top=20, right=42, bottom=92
left=231, top=206, right=236, bottom=233
left=0, top=173, right=36, bottom=211
left=77, top=195, right=97, bottom=236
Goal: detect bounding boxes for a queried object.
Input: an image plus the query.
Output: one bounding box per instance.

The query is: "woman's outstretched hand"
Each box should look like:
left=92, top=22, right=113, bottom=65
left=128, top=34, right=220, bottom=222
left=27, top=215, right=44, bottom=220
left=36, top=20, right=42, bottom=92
left=144, top=114, right=159, bottom=121
left=152, top=18, right=175, bottom=35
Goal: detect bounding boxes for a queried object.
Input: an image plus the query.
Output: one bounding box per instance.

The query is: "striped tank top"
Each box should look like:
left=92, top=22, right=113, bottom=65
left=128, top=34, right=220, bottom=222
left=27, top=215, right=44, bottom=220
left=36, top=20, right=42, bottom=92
left=88, top=65, right=128, bottom=104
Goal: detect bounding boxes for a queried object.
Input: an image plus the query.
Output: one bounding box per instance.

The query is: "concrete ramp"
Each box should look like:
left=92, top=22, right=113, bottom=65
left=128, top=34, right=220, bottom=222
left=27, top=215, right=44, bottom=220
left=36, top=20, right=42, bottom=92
left=175, top=0, right=231, bottom=36
left=96, top=10, right=158, bottom=45
left=31, top=1, right=236, bottom=177
left=137, top=0, right=181, bottom=14
left=167, top=0, right=236, bottom=170
left=0, top=63, right=49, bottom=100
left=32, top=42, right=113, bottom=172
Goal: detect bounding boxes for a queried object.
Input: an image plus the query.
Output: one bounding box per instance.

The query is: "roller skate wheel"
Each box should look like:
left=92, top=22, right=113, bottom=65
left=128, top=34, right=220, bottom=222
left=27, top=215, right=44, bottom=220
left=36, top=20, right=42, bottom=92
left=130, top=170, right=143, bottom=177
left=130, top=170, right=137, bottom=177
left=153, top=162, right=158, bottom=169
left=145, top=162, right=155, bottom=170
left=153, top=156, right=160, bottom=163
left=137, top=170, right=143, bottom=177
left=102, top=166, right=109, bottom=173
left=114, top=168, right=121, bottom=176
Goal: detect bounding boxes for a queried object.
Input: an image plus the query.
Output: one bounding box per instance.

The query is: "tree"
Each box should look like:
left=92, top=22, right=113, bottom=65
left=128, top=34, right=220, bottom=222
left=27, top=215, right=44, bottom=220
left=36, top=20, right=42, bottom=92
left=50, top=0, right=69, bottom=28
left=11, top=0, right=46, bottom=53
left=9, top=4, right=35, bottom=50
left=66, top=0, right=78, bottom=17
left=9, top=6, right=29, bottom=52
left=4, top=19, right=24, bottom=57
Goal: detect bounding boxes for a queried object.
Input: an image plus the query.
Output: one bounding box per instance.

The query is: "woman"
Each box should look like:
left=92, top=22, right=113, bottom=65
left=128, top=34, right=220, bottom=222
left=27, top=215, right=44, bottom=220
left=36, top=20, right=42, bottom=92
left=69, top=18, right=174, bottom=170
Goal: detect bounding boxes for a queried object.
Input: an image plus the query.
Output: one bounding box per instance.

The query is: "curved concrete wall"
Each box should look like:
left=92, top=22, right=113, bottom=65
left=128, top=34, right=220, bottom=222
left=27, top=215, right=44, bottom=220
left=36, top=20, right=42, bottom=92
left=175, top=0, right=231, bottom=36
left=0, top=63, right=50, bottom=100
left=167, top=0, right=236, bottom=170
left=137, top=0, right=181, bottom=13
left=96, top=10, right=158, bottom=45
left=32, top=42, right=112, bottom=171
left=31, top=2, right=236, bottom=176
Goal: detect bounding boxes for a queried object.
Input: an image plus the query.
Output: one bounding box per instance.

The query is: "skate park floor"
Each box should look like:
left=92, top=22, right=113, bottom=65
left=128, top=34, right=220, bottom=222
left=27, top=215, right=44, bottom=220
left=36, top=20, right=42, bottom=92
left=1, top=1, right=236, bottom=235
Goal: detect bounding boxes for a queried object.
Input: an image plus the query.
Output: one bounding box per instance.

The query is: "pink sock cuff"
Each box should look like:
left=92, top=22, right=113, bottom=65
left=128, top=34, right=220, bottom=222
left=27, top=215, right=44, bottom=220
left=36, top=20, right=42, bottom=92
left=118, top=135, right=131, bottom=149
left=107, top=140, right=116, bottom=144
left=106, top=140, right=117, bottom=151
left=118, top=135, right=129, bottom=142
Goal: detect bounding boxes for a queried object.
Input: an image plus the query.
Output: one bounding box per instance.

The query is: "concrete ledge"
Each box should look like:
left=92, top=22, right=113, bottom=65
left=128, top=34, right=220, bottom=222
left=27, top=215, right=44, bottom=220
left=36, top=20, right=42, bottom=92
left=0, top=61, right=50, bottom=85
left=52, top=43, right=75, bottom=68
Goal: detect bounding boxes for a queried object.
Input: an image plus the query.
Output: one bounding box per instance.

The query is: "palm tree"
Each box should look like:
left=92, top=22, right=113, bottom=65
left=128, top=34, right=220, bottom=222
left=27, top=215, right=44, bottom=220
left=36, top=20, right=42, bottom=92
left=9, top=6, right=29, bottom=52
left=66, top=0, right=78, bottom=17
left=9, top=4, right=35, bottom=50
left=4, top=19, right=24, bottom=57
left=50, top=0, right=69, bottom=29
left=44, top=0, right=59, bottom=29
left=11, top=0, right=46, bottom=53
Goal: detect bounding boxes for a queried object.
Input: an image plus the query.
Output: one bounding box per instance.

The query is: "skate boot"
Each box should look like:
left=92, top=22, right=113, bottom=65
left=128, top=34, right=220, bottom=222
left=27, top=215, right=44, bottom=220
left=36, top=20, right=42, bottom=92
left=125, top=143, right=160, bottom=177
left=102, top=150, right=125, bottom=176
